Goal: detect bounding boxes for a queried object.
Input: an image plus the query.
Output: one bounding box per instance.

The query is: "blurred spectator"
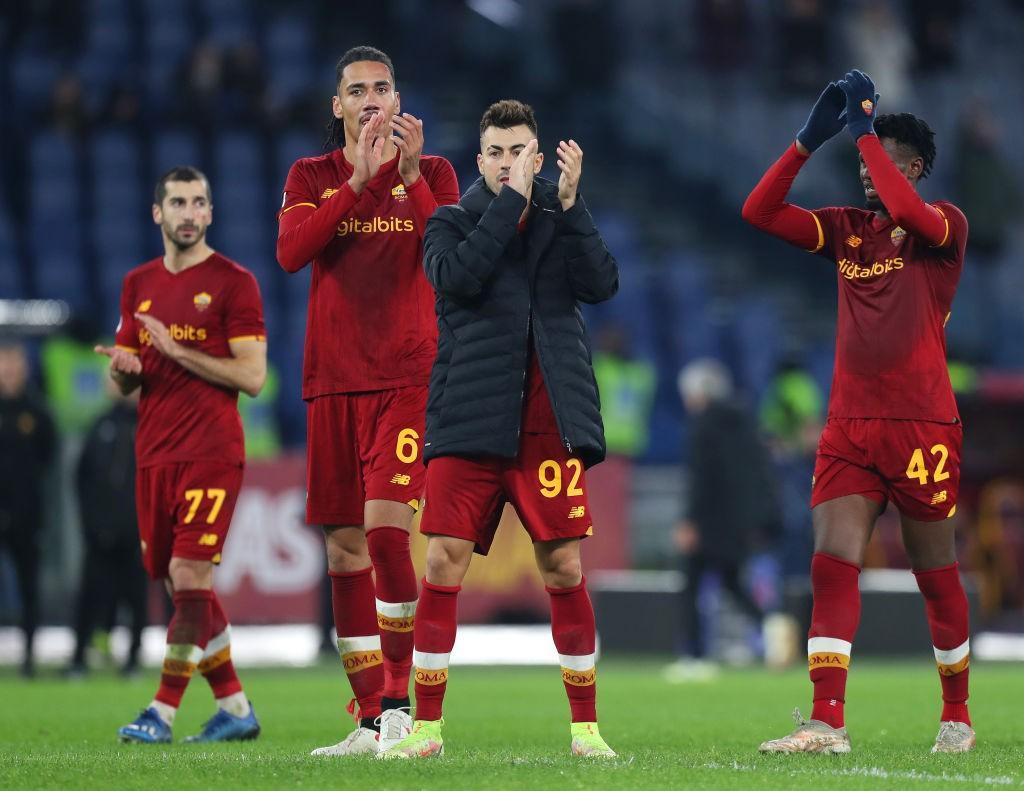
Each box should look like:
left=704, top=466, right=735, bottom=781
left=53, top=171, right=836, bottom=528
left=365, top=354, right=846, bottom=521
left=40, top=317, right=110, bottom=437
left=667, top=359, right=777, bottom=677
left=776, top=0, right=831, bottom=94
left=845, top=0, right=911, bottom=108
left=224, top=41, right=270, bottom=124
left=591, top=324, right=656, bottom=458
left=0, top=339, right=57, bottom=677
left=954, top=99, right=1023, bottom=263
left=695, top=0, right=752, bottom=74
left=239, top=362, right=282, bottom=460
left=48, top=73, right=90, bottom=137
left=759, top=362, right=822, bottom=625
left=908, top=0, right=964, bottom=73
left=67, top=386, right=147, bottom=677
left=102, top=83, right=143, bottom=130
left=176, top=42, right=225, bottom=126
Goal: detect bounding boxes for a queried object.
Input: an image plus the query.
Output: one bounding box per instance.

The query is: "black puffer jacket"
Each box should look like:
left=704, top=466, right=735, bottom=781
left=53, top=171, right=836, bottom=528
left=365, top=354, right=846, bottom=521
left=422, top=176, right=618, bottom=468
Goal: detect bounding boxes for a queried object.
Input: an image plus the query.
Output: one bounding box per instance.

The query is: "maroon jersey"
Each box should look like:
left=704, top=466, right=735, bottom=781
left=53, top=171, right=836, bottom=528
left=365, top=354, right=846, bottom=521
left=522, top=340, right=559, bottom=435
left=811, top=201, right=967, bottom=422
left=279, top=151, right=459, bottom=398
left=114, top=253, right=266, bottom=468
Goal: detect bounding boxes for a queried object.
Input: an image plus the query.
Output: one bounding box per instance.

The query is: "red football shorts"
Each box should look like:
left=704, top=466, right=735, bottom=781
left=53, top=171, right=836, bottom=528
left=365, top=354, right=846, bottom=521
left=811, top=418, right=962, bottom=522
left=135, top=461, right=245, bottom=579
left=420, top=433, right=595, bottom=555
left=306, top=387, right=427, bottom=526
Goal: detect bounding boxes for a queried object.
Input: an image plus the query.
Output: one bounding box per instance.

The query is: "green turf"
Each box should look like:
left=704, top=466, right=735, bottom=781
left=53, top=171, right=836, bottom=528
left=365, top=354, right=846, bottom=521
left=1, top=659, right=1021, bottom=789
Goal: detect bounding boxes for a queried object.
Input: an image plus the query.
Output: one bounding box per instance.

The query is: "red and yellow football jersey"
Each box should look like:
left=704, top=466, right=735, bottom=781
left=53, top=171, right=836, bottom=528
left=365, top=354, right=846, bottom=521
left=279, top=150, right=459, bottom=398
left=114, top=252, right=266, bottom=468
left=811, top=201, right=967, bottom=422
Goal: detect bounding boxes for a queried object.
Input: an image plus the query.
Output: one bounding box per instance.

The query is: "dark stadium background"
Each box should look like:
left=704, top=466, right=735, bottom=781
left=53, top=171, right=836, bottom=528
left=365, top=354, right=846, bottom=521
left=2, top=0, right=1024, bottom=669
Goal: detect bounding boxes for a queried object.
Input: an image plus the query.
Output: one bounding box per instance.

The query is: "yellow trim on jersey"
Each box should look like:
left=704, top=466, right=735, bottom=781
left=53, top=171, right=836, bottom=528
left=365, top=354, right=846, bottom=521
left=930, top=205, right=951, bottom=248
left=228, top=335, right=267, bottom=343
left=280, top=201, right=317, bottom=215
left=407, top=498, right=421, bottom=512
left=805, top=209, right=825, bottom=253
left=115, top=344, right=140, bottom=355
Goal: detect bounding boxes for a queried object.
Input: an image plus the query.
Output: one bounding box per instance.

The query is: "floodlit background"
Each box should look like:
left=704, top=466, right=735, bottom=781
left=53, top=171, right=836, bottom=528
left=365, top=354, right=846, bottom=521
left=2, top=0, right=1024, bottom=671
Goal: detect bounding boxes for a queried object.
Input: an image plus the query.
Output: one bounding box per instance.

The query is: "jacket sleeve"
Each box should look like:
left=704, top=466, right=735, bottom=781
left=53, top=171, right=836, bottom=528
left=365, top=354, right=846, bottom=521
left=423, top=187, right=526, bottom=300
left=560, top=197, right=619, bottom=304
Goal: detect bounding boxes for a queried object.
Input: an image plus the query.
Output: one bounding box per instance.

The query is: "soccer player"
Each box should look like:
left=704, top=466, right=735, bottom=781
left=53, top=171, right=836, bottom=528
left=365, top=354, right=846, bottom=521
left=276, top=46, right=459, bottom=755
left=743, top=70, right=974, bottom=754
left=380, top=100, right=619, bottom=760
left=98, top=166, right=266, bottom=744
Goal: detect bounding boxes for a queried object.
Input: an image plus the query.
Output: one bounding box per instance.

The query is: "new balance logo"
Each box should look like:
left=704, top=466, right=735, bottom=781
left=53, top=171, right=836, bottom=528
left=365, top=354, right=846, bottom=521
left=198, top=533, right=218, bottom=546
left=320, top=187, right=339, bottom=200
left=931, top=490, right=948, bottom=505
left=845, top=235, right=862, bottom=248
left=390, top=474, right=412, bottom=486
left=568, top=506, right=586, bottom=519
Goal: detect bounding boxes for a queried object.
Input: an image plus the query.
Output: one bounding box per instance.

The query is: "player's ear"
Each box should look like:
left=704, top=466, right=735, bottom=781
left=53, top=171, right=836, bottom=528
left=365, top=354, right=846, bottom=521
left=534, top=152, right=544, bottom=173
left=477, top=152, right=484, bottom=176
left=152, top=203, right=162, bottom=225
left=908, top=156, right=924, bottom=181
left=331, top=94, right=343, bottom=120
left=394, top=91, right=400, bottom=115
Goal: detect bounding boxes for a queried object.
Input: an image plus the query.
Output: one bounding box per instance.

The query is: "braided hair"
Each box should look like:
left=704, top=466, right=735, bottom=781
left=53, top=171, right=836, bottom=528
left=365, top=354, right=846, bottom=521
left=324, top=46, right=396, bottom=151
left=873, top=113, right=937, bottom=179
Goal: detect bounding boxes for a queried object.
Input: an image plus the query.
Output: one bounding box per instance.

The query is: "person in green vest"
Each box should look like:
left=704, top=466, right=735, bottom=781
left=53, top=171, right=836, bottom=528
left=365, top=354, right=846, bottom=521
left=40, top=317, right=111, bottom=436
left=591, top=324, right=656, bottom=458
left=238, top=361, right=281, bottom=460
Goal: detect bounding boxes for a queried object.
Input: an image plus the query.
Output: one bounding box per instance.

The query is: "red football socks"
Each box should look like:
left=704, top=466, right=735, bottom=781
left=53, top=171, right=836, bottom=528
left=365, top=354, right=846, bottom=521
left=331, top=567, right=384, bottom=720
left=807, top=553, right=861, bottom=728
left=914, top=563, right=971, bottom=725
left=198, top=593, right=243, bottom=700
left=155, top=589, right=214, bottom=709
left=548, top=577, right=598, bottom=723
left=367, top=526, right=418, bottom=700
left=412, top=580, right=459, bottom=722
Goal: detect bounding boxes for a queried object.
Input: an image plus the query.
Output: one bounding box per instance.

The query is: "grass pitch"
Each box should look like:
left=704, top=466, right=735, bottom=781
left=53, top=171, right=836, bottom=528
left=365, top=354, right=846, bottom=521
left=1, top=659, right=1022, bottom=789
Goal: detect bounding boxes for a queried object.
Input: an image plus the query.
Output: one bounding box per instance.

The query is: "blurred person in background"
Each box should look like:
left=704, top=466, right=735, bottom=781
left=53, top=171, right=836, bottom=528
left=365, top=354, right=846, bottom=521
left=591, top=324, right=656, bottom=459
left=276, top=45, right=459, bottom=756
left=67, top=384, right=147, bottom=678
left=0, top=339, right=57, bottom=678
left=99, top=165, right=267, bottom=744
left=744, top=70, right=974, bottom=754
left=667, top=359, right=776, bottom=682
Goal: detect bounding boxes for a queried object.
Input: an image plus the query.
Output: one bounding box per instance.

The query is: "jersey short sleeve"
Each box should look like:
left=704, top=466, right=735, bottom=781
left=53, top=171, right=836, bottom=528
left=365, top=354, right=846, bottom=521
left=114, top=275, right=140, bottom=352
left=810, top=207, right=849, bottom=258
left=225, top=270, right=267, bottom=342
left=279, top=159, right=319, bottom=219
left=930, top=201, right=968, bottom=261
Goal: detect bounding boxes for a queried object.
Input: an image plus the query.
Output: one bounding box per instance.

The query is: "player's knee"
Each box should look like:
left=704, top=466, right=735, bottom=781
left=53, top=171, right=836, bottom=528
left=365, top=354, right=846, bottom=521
left=323, top=526, right=370, bottom=572
left=540, top=556, right=582, bottom=589
left=424, top=539, right=470, bottom=586
left=168, top=558, right=213, bottom=591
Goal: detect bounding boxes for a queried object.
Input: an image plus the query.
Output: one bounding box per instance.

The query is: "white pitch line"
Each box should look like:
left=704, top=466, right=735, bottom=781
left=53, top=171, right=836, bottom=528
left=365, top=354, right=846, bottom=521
left=704, top=760, right=1021, bottom=786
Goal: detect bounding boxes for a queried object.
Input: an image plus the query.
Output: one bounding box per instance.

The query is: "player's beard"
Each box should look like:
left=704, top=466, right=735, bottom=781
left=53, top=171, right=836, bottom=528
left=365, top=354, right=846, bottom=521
left=865, top=196, right=885, bottom=212
left=166, top=223, right=205, bottom=251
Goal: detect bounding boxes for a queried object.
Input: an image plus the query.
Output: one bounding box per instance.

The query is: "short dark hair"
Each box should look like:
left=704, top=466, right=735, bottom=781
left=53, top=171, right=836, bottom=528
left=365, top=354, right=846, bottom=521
left=479, top=99, right=538, bottom=139
left=873, top=113, right=937, bottom=179
left=154, top=166, right=211, bottom=205
left=325, top=46, right=396, bottom=150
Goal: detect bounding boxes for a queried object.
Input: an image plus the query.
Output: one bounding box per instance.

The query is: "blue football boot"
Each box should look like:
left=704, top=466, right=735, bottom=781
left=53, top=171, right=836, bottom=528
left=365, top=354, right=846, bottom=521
left=118, top=707, right=172, bottom=744
left=183, top=705, right=261, bottom=743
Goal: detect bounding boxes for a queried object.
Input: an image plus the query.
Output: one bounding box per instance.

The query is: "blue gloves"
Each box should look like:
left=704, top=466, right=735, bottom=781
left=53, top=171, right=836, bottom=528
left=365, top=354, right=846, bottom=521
left=796, top=82, right=847, bottom=153
left=838, top=70, right=879, bottom=141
